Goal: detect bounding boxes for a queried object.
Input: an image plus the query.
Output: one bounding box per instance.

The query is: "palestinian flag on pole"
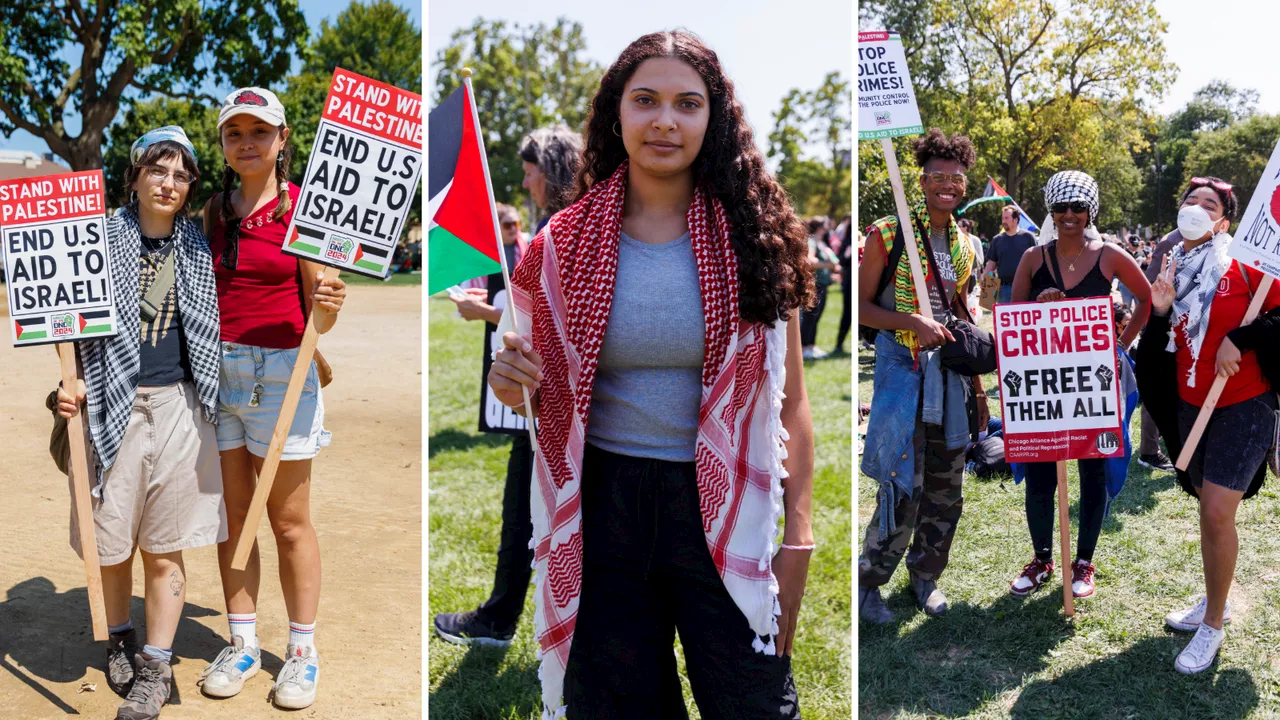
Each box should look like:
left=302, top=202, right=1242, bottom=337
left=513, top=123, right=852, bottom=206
left=428, top=83, right=502, bottom=294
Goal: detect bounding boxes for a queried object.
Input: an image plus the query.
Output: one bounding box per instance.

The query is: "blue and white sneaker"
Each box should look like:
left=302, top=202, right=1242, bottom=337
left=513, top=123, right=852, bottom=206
left=272, top=644, right=320, bottom=709
left=199, top=636, right=260, bottom=698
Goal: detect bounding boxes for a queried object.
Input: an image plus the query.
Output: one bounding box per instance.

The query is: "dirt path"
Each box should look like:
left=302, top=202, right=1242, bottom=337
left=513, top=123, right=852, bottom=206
left=0, top=284, right=421, bottom=719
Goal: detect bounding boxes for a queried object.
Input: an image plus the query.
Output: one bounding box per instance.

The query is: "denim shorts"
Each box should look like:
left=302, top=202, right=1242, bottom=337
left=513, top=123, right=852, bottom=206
left=1178, top=392, right=1279, bottom=492
left=217, top=342, right=331, bottom=461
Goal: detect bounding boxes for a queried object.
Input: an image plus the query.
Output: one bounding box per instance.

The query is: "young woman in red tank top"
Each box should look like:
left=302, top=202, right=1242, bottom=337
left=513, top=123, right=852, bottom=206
left=199, top=87, right=347, bottom=710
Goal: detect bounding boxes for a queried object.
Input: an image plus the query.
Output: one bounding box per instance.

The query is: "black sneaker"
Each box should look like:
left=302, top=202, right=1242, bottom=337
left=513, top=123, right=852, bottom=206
left=1138, top=452, right=1175, bottom=472
left=433, top=610, right=514, bottom=647
left=106, top=629, right=138, bottom=697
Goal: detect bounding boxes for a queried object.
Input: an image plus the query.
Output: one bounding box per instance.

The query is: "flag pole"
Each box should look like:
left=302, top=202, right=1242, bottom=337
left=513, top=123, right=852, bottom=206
left=991, top=177, right=1038, bottom=233
left=462, top=67, right=538, bottom=450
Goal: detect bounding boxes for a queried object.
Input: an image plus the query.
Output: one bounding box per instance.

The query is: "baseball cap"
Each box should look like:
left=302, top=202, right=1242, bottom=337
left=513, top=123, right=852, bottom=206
left=218, top=87, right=287, bottom=129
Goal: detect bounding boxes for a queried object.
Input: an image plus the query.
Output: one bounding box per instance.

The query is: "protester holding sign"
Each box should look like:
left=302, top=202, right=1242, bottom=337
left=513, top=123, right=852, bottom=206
left=856, top=129, right=988, bottom=625
left=200, top=87, right=347, bottom=710
left=1004, top=170, right=1150, bottom=600
left=433, top=125, right=583, bottom=649
left=1132, top=177, right=1280, bottom=674
left=56, top=127, right=224, bottom=720
left=487, top=31, right=815, bottom=718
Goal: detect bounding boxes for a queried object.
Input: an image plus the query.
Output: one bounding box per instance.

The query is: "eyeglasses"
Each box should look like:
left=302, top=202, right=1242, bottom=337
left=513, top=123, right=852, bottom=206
left=501, top=221, right=518, bottom=230
left=144, top=165, right=195, bottom=186
left=1189, top=177, right=1233, bottom=196
left=1050, top=201, right=1090, bottom=215
left=921, top=172, right=967, bottom=186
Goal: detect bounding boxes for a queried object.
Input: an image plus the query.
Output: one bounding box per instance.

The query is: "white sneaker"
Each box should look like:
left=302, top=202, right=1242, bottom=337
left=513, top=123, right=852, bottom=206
left=1166, top=595, right=1232, bottom=632
left=200, top=636, right=261, bottom=698
left=1175, top=623, right=1225, bottom=675
left=272, top=644, right=319, bottom=709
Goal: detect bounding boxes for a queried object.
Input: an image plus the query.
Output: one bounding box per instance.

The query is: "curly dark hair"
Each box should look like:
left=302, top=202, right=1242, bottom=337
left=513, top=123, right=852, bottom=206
left=913, top=127, right=976, bottom=170
left=575, top=30, right=813, bottom=324
left=1179, top=176, right=1239, bottom=221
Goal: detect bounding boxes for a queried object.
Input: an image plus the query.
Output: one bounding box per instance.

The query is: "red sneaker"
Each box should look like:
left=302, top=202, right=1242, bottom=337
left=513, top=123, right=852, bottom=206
left=1010, top=558, right=1054, bottom=596
left=1072, top=559, right=1096, bottom=598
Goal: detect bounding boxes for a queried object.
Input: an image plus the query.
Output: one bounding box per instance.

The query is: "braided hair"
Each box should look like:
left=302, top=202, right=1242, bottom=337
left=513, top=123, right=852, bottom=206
left=218, top=128, right=294, bottom=270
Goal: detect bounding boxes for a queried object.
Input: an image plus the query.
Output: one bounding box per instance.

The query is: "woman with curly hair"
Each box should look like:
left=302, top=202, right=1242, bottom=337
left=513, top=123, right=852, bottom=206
left=487, top=30, right=815, bottom=720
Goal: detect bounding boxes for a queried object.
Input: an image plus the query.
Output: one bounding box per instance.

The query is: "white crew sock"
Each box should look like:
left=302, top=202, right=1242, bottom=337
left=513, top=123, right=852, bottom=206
left=228, top=613, right=258, bottom=649
left=288, top=621, right=316, bottom=652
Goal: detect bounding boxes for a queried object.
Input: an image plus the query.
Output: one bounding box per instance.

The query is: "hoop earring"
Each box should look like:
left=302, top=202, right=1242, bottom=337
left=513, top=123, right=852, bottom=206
left=612, top=121, right=622, bottom=137
left=130, top=191, right=138, bottom=206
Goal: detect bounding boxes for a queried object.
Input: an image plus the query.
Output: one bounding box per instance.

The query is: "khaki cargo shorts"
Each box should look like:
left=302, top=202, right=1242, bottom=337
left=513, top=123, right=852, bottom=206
left=69, top=381, right=227, bottom=566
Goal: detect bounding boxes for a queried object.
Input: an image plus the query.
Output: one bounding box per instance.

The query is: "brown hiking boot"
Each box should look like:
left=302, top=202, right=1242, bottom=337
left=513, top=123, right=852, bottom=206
left=116, top=654, right=172, bottom=720
left=106, top=629, right=138, bottom=697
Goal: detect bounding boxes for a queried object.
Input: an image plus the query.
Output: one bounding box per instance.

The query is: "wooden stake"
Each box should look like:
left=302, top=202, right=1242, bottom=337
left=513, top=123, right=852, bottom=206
left=230, top=266, right=340, bottom=570
left=58, top=343, right=108, bottom=640
left=1176, top=274, right=1274, bottom=470
left=1057, top=460, right=1074, bottom=617
left=881, top=137, right=930, bottom=314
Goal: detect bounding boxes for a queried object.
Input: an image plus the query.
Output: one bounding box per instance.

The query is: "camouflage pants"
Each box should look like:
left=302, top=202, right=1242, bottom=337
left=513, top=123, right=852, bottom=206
left=859, top=418, right=966, bottom=587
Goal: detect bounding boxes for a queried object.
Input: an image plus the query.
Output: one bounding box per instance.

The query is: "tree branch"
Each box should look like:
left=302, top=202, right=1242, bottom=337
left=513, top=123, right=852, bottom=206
left=128, top=79, right=218, bottom=106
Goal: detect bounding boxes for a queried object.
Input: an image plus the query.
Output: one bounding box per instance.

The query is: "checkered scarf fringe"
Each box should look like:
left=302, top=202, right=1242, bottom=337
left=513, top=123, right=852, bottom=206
left=510, top=163, right=790, bottom=718
left=1168, top=232, right=1233, bottom=388
left=79, top=206, right=221, bottom=477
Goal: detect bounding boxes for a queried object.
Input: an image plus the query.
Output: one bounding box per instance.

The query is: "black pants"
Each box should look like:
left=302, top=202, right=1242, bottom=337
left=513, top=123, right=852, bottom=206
left=834, top=276, right=852, bottom=350
left=564, top=445, right=799, bottom=720
left=476, top=434, right=535, bottom=631
left=800, top=284, right=829, bottom=347
left=1024, top=459, right=1107, bottom=563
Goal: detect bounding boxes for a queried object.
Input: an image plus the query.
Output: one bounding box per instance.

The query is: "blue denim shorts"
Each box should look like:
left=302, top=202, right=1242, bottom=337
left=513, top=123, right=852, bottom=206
left=217, top=342, right=331, bottom=460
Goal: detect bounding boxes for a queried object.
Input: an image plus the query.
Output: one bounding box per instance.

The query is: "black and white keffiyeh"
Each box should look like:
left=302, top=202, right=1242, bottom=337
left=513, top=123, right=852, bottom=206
left=79, top=205, right=222, bottom=480
left=1168, top=232, right=1233, bottom=388
left=1037, top=170, right=1101, bottom=246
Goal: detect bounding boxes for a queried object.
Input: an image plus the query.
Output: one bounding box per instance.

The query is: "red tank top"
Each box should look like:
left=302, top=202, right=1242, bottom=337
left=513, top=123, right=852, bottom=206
left=208, top=184, right=307, bottom=349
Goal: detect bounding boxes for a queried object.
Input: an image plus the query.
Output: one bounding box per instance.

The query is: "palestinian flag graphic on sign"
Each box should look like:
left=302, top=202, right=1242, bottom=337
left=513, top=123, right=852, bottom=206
left=428, top=84, right=502, bottom=294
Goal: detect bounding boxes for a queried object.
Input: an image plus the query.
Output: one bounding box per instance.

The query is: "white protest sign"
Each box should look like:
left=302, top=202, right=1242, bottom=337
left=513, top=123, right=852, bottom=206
left=858, top=31, right=924, bottom=140
left=994, top=297, right=1123, bottom=462
left=284, top=67, right=423, bottom=279
left=1, top=170, right=116, bottom=347
left=1229, top=138, right=1280, bottom=279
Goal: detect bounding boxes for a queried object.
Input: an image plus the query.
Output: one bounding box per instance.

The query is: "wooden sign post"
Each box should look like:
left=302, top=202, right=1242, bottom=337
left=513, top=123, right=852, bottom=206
left=1175, top=138, right=1280, bottom=470
left=232, top=68, right=423, bottom=569
left=2, top=170, right=116, bottom=639
left=1056, top=460, right=1074, bottom=616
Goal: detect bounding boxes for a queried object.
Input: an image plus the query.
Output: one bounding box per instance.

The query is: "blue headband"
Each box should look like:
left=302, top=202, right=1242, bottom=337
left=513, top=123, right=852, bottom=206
left=131, top=126, right=198, bottom=167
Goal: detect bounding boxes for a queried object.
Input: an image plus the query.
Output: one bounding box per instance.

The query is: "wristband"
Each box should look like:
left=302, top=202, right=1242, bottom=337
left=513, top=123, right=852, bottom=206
left=780, top=543, right=815, bottom=551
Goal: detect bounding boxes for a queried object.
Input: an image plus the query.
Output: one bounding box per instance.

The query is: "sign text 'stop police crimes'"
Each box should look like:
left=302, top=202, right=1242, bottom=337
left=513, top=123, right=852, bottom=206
left=857, top=31, right=924, bottom=140
left=283, top=68, right=423, bottom=279
left=1, top=171, right=116, bottom=347
left=994, top=298, right=1124, bottom=462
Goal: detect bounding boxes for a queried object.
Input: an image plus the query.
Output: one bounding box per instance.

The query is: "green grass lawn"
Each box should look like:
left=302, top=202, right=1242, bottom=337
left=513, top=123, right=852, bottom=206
left=429, top=287, right=853, bottom=719
left=343, top=269, right=422, bottom=286
left=857, top=312, right=1280, bottom=719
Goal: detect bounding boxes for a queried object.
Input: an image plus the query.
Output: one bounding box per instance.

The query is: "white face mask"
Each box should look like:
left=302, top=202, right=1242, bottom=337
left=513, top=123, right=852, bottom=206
left=1177, top=204, right=1220, bottom=242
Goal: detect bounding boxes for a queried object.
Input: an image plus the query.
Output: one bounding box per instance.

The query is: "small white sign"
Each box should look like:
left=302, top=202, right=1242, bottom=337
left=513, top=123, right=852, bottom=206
left=858, top=31, right=924, bottom=140
left=1229, top=138, right=1280, bottom=280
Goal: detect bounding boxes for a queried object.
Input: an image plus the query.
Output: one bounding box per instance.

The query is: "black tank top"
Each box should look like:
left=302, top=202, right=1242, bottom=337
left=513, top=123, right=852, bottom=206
left=1029, top=242, right=1112, bottom=299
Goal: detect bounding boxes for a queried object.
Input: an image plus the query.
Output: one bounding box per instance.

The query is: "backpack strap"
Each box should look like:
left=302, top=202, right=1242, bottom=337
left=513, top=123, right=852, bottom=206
left=139, top=244, right=176, bottom=324
left=874, top=221, right=908, bottom=302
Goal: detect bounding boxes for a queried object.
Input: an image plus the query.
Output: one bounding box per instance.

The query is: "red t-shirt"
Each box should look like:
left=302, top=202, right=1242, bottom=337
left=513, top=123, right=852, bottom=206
left=1173, top=261, right=1280, bottom=407
left=208, top=184, right=307, bottom=349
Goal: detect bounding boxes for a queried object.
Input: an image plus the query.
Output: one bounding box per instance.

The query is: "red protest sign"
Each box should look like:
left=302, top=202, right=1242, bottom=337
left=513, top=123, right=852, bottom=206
left=994, top=297, right=1124, bottom=462
left=0, top=170, right=106, bottom=225
left=321, top=68, right=422, bottom=150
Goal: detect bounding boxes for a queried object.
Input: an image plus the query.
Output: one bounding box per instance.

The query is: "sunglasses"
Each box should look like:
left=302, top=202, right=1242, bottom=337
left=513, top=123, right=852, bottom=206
left=921, top=172, right=967, bottom=186
left=501, top=221, right=518, bottom=229
left=1050, top=201, right=1090, bottom=215
left=1189, top=177, right=1233, bottom=196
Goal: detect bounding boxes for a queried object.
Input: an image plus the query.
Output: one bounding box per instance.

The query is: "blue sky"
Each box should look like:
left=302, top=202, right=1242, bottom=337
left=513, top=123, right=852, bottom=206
left=1, top=0, right=421, bottom=159
left=428, top=0, right=854, bottom=153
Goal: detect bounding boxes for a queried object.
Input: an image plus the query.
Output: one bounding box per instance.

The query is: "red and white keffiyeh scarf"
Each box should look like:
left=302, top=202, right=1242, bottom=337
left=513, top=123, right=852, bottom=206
left=509, top=163, right=791, bottom=718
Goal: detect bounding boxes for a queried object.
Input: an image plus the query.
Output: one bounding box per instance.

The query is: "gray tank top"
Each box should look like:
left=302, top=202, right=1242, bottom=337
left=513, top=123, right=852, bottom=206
left=587, top=231, right=705, bottom=461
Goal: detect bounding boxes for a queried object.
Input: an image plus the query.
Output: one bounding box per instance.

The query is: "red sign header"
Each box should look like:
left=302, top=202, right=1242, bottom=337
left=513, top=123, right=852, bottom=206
left=321, top=67, right=423, bottom=149
left=0, top=170, right=105, bottom=226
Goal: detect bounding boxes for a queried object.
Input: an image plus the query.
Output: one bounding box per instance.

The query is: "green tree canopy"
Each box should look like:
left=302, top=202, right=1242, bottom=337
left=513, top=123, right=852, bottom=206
left=0, top=0, right=308, bottom=170
left=768, top=72, right=852, bottom=220
left=1182, top=114, right=1280, bottom=231
left=102, top=97, right=220, bottom=208
left=432, top=17, right=602, bottom=210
